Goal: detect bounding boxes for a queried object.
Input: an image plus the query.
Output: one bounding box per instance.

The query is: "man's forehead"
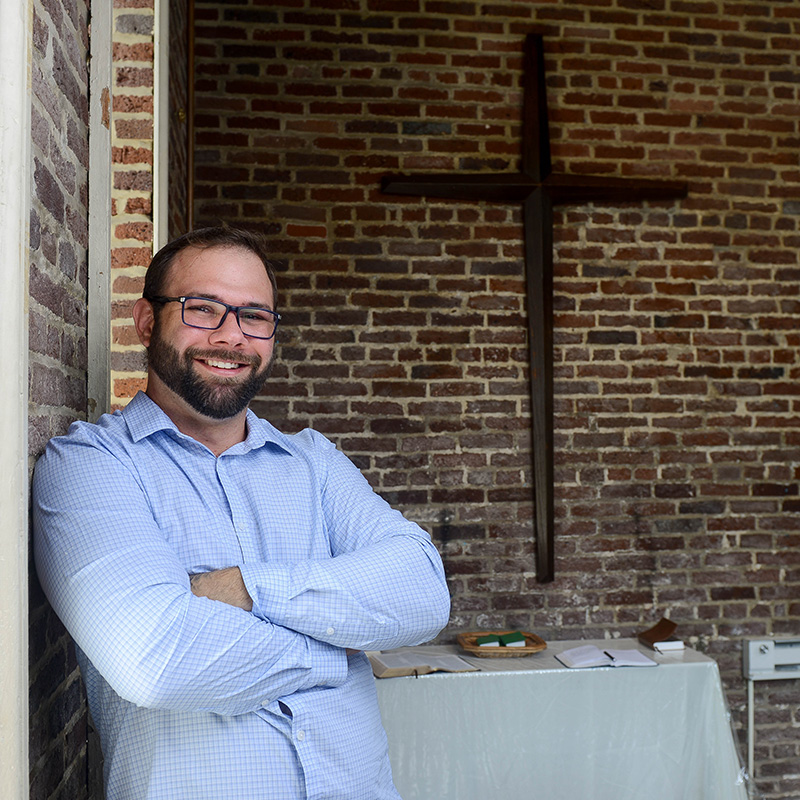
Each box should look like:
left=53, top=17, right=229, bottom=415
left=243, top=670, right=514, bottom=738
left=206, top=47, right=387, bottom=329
left=168, top=245, right=273, bottom=297
left=172, top=243, right=254, bottom=270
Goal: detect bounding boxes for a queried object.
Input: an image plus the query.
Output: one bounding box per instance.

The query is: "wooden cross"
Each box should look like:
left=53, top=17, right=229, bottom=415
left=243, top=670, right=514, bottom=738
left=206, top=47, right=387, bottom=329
left=381, top=34, right=687, bottom=583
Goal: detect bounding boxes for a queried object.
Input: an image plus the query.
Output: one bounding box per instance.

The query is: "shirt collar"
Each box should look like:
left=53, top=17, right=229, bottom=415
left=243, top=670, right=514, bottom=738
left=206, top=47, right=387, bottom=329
left=122, top=391, right=293, bottom=456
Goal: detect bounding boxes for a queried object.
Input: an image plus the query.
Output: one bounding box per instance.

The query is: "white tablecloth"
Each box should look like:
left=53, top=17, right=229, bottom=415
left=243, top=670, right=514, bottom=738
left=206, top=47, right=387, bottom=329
left=374, top=639, right=748, bottom=800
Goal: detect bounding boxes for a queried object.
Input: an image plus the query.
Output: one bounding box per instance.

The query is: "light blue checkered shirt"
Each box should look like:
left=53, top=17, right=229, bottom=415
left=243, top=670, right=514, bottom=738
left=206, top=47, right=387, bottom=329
left=33, top=392, right=450, bottom=800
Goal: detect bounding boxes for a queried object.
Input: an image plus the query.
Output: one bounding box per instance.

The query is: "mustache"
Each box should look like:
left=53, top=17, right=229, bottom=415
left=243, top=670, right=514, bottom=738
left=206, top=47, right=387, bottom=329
left=185, top=347, right=262, bottom=368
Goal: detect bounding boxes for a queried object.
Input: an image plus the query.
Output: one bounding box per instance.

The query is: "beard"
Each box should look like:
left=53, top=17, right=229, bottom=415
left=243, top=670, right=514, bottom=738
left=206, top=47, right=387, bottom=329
left=147, top=323, right=274, bottom=420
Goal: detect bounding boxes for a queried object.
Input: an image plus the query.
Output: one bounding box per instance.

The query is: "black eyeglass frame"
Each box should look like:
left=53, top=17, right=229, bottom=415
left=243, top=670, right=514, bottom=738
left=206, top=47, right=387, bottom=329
left=146, top=295, right=281, bottom=340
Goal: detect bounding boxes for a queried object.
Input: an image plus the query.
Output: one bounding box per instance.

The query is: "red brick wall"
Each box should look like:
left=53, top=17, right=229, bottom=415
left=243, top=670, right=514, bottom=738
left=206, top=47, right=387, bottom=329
left=28, top=0, right=93, bottom=797
left=183, top=2, right=800, bottom=795
left=110, top=0, right=155, bottom=407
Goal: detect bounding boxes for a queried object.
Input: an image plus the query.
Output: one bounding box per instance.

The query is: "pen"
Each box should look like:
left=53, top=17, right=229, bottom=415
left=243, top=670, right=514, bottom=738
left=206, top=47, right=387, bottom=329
left=603, top=651, right=616, bottom=661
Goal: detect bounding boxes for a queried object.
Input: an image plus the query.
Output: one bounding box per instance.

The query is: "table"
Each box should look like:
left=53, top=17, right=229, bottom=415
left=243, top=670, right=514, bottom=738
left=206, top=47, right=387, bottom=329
left=374, top=639, right=748, bottom=800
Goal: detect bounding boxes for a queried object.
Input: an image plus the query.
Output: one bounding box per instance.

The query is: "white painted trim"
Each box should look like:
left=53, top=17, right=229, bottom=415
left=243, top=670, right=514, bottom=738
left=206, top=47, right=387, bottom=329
left=87, top=0, right=113, bottom=421
left=153, top=0, right=170, bottom=252
left=0, top=0, right=31, bottom=797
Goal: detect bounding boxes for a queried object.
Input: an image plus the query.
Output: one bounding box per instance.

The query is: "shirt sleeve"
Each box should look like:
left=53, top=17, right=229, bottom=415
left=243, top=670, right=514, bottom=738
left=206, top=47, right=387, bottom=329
left=240, top=430, right=451, bottom=650
left=32, top=433, right=348, bottom=717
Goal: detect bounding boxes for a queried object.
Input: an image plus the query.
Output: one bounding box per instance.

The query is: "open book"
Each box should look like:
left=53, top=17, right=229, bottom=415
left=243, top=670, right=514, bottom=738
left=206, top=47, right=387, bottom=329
left=368, top=651, right=479, bottom=679
left=555, top=645, right=657, bottom=669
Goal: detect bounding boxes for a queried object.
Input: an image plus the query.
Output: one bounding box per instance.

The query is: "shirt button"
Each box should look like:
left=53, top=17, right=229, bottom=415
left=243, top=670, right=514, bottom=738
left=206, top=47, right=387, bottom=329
left=297, top=730, right=306, bottom=741
left=326, top=627, right=335, bottom=635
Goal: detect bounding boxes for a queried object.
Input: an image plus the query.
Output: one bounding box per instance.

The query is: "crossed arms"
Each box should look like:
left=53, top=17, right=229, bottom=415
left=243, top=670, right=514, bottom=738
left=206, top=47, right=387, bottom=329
left=33, top=428, right=450, bottom=716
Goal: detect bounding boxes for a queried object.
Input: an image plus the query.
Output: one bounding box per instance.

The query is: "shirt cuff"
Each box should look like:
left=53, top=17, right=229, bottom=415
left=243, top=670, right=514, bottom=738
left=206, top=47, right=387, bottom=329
left=301, top=635, right=350, bottom=691
left=239, top=562, right=346, bottom=646
left=240, top=562, right=288, bottom=621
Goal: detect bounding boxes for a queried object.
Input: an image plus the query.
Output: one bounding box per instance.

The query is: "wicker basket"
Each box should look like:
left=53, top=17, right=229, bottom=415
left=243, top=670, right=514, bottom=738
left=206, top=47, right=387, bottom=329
left=457, top=630, right=547, bottom=658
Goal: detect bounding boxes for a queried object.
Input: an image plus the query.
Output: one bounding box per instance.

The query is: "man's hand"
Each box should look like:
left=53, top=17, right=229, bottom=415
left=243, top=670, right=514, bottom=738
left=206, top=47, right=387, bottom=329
left=190, top=567, right=253, bottom=612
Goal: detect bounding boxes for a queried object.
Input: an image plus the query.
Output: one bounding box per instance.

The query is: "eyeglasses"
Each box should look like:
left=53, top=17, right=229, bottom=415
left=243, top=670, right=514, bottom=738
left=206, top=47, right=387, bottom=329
left=147, top=295, right=281, bottom=340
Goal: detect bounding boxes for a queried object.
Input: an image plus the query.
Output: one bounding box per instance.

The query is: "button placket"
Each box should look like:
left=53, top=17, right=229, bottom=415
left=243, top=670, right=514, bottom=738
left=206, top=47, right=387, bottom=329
left=215, top=460, right=255, bottom=561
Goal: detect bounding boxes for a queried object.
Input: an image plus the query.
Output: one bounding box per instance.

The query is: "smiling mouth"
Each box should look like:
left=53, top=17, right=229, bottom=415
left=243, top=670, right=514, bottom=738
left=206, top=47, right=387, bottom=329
left=187, top=347, right=261, bottom=377
left=203, top=358, right=245, bottom=371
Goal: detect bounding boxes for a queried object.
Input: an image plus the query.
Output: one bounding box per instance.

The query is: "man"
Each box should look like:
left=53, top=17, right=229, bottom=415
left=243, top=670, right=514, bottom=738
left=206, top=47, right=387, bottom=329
left=33, top=227, right=451, bottom=800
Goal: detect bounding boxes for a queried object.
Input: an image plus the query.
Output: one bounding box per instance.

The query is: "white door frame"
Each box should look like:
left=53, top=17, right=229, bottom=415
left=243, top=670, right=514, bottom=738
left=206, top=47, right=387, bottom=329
left=0, top=0, right=31, bottom=796
left=87, top=1, right=113, bottom=422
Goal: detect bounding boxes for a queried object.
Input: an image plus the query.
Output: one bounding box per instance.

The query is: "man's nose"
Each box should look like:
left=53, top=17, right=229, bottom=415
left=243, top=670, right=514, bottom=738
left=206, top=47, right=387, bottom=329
left=209, top=309, right=247, bottom=344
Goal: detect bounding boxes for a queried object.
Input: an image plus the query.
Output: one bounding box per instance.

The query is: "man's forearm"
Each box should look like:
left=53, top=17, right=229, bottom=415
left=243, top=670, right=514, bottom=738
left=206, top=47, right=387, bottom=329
left=190, top=566, right=253, bottom=611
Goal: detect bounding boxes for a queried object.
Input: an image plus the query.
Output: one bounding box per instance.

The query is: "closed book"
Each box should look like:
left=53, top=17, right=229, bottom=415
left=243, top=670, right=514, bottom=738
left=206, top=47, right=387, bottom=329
left=651, top=636, right=684, bottom=652
left=638, top=617, right=684, bottom=652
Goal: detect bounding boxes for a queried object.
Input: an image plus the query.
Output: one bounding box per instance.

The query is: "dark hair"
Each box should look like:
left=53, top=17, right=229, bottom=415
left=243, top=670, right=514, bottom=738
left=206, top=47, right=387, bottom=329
left=143, top=226, right=279, bottom=308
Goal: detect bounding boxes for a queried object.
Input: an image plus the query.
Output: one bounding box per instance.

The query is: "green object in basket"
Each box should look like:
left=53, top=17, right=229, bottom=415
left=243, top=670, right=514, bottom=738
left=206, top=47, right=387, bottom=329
left=499, top=631, right=526, bottom=647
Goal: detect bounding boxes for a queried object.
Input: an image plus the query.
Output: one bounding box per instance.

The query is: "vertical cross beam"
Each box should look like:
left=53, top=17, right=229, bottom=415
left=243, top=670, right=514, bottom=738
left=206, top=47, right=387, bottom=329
left=381, top=34, right=687, bottom=582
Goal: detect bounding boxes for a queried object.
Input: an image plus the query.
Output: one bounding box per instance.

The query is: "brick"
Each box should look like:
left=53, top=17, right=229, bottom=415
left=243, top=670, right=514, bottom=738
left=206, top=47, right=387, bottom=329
left=114, top=119, right=154, bottom=139
left=115, top=66, right=153, bottom=87
left=114, top=221, right=153, bottom=242
left=116, top=13, right=154, bottom=35
left=34, top=159, right=65, bottom=224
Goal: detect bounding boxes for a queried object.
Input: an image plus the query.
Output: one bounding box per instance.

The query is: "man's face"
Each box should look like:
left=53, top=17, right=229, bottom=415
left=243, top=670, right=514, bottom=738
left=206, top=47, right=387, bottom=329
left=144, top=245, right=277, bottom=420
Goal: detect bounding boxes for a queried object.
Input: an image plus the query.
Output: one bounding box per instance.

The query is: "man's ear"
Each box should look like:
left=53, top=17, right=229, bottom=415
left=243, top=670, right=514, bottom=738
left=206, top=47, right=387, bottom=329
left=132, top=297, right=155, bottom=347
